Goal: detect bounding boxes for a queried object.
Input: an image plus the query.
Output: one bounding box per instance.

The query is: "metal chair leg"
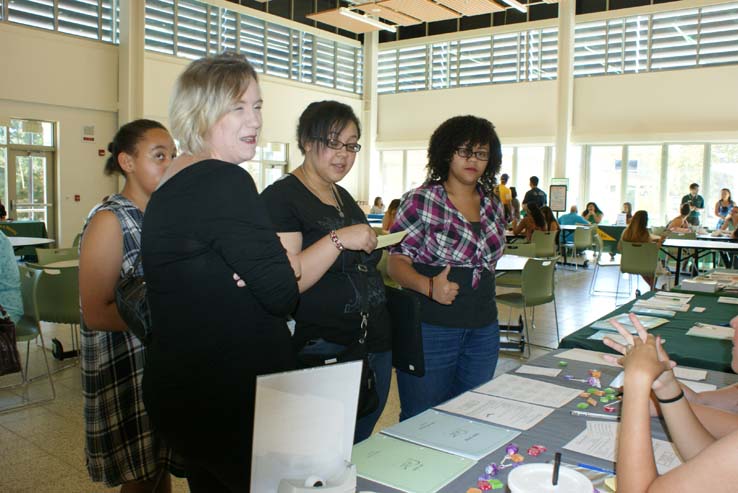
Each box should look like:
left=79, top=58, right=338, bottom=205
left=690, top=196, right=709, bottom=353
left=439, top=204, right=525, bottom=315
left=522, top=307, right=531, bottom=360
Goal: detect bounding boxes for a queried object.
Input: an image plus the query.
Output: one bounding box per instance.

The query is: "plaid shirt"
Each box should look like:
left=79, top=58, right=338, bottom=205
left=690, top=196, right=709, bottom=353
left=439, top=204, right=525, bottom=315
left=388, top=182, right=506, bottom=288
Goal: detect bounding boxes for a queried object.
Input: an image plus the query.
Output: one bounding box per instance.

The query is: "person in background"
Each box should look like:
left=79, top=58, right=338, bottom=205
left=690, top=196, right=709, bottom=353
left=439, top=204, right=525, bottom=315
left=0, top=200, right=7, bottom=221
left=78, top=119, right=182, bottom=492
left=715, top=188, right=734, bottom=230
left=512, top=202, right=548, bottom=242
left=0, top=231, right=22, bottom=324
left=382, top=198, right=401, bottom=234
left=522, top=175, right=547, bottom=209
left=369, top=196, right=384, bottom=214
left=509, top=187, right=521, bottom=223
left=667, top=203, right=693, bottom=233
left=582, top=202, right=604, bottom=224
left=602, top=314, right=738, bottom=492
left=497, top=173, right=512, bottom=221
left=557, top=205, right=590, bottom=244
left=721, top=207, right=738, bottom=232
left=387, top=115, right=505, bottom=422
left=540, top=206, right=560, bottom=235
left=682, top=182, right=705, bottom=226
left=623, top=202, right=633, bottom=224
left=261, top=100, right=391, bottom=444
left=141, top=53, right=300, bottom=492
left=617, top=210, right=663, bottom=290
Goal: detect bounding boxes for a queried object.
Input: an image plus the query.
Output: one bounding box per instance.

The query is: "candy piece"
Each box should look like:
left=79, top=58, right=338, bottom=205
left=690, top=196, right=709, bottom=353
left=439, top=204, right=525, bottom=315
left=476, top=480, right=492, bottom=490
left=510, top=453, right=525, bottom=463
left=604, top=387, right=616, bottom=394
left=467, top=489, right=483, bottom=493
left=589, top=370, right=602, bottom=378
left=486, top=463, right=501, bottom=476
left=593, top=390, right=605, bottom=397
left=559, top=361, right=568, bottom=367
left=604, top=405, right=617, bottom=413
left=505, top=443, right=519, bottom=455
left=579, top=392, right=591, bottom=398
left=587, top=397, right=598, bottom=407
left=479, top=473, right=492, bottom=482
left=532, top=444, right=547, bottom=453
left=577, top=402, right=590, bottom=409
left=587, top=387, right=599, bottom=394
left=527, top=447, right=542, bottom=457
left=588, top=376, right=602, bottom=388
left=600, top=397, right=610, bottom=403
left=489, top=479, right=504, bottom=489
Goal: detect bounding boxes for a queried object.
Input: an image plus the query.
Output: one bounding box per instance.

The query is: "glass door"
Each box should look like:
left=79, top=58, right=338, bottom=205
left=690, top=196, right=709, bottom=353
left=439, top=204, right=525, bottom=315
left=7, top=149, right=56, bottom=235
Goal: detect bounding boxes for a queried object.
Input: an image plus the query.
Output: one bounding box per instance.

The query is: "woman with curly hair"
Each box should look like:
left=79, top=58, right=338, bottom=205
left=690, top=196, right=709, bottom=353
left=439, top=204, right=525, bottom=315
left=583, top=201, right=604, bottom=224
left=387, top=115, right=506, bottom=420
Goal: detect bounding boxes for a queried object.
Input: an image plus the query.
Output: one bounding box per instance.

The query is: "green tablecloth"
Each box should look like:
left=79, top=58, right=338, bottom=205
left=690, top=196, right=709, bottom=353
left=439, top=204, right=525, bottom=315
left=559, top=292, right=738, bottom=372
left=597, top=225, right=626, bottom=255
left=0, top=220, right=48, bottom=257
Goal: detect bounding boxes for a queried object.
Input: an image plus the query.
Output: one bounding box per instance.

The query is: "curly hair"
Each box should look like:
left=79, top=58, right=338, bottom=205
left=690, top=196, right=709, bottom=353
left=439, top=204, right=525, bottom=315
left=425, top=115, right=502, bottom=194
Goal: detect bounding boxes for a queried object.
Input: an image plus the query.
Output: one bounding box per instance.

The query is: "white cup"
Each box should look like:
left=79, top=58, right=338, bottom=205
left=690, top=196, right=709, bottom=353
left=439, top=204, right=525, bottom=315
left=507, top=463, right=593, bottom=493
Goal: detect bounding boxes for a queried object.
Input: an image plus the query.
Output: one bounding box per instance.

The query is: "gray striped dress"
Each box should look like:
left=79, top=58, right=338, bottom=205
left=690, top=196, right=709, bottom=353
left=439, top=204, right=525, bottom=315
left=80, top=194, right=184, bottom=486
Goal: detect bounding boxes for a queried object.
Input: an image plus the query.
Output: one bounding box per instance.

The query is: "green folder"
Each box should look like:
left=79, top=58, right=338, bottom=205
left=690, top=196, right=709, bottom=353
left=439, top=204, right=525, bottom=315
left=352, top=434, right=475, bottom=493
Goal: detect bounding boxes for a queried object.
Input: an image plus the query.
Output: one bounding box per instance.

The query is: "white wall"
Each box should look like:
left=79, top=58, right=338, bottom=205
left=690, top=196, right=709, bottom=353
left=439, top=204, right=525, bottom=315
left=1, top=23, right=119, bottom=247
left=143, top=53, right=365, bottom=198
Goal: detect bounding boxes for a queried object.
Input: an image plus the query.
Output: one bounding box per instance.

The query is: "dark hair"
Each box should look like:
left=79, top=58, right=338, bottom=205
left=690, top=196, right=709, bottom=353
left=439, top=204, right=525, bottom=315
left=105, top=119, right=167, bottom=176
left=297, top=100, right=361, bottom=155
left=540, top=206, right=556, bottom=225
left=500, top=173, right=509, bottom=182
left=680, top=203, right=691, bottom=216
left=530, top=176, right=539, bottom=186
left=527, top=203, right=546, bottom=229
left=630, top=210, right=648, bottom=234
left=373, top=196, right=383, bottom=206
left=426, top=115, right=502, bottom=194
left=510, top=186, right=518, bottom=199
left=387, top=199, right=401, bottom=215
left=722, top=188, right=734, bottom=204
left=584, top=202, right=603, bottom=215
left=690, top=183, right=699, bottom=190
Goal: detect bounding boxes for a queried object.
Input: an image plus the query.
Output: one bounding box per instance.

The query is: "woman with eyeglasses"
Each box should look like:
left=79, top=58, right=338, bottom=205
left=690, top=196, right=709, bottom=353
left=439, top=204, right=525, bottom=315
left=261, top=100, right=391, bottom=443
left=387, top=115, right=506, bottom=421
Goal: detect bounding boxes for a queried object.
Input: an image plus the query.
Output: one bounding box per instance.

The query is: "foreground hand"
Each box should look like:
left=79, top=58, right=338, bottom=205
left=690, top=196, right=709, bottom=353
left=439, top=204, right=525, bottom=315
left=432, top=265, right=459, bottom=305
left=336, top=224, right=377, bottom=254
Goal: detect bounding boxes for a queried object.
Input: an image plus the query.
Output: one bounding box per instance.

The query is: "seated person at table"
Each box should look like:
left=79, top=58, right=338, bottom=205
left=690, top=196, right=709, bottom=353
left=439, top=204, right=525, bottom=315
left=667, top=203, right=692, bottom=232
left=603, top=315, right=738, bottom=492
left=715, top=188, right=734, bottom=230
left=0, top=200, right=6, bottom=221
left=623, top=202, right=633, bottom=224
left=540, top=206, right=560, bottom=234
left=558, top=205, right=590, bottom=243
left=582, top=201, right=603, bottom=224
left=382, top=198, right=401, bottom=234
left=369, top=196, right=384, bottom=214
left=512, top=203, right=547, bottom=242
left=0, top=231, right=22, bottom=324
left=720, top=207, right=738, bottom=232
left=617, top=210, right=663, bottom=289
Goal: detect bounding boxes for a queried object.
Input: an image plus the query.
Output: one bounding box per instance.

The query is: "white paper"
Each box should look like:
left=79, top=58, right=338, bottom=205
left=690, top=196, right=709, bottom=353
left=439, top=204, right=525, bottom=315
left=251, top=362, right=362, bottom=492
left=685, top=323, right=735, bottom=341
left=692, top=307, right=706, bottom=313
left=515, top=365, right=562, bottom=377
left=717, top=296, right=738, bottom=305
left=587, top=331, right=628, bottom=345
left=437, top=392, right=554, bottom=431
left=557, top=348, right=621, bottom=368
left=678, top=380, right=717, bottom=393
left=672, top=367, right=707, bottom=381
left=375, top=230, right=407, bottom=249
left=609, top=371, right=624, bottom=388
left=473, top=374, right=582, bottom=408
left=564, top=421, right=683, bottom=475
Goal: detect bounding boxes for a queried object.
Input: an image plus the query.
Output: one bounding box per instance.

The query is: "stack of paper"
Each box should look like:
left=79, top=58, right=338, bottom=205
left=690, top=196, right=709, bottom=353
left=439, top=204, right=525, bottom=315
left=436, top=392, right=555, bottom=431
left=681, top=279, right=719, bottom=293
left=633, top=296, right=690, bottom=312
left=589, top=314, right=670, bottom=332
left=563, top=421, right=683, bottom=475
left=352, top=434, right=475, bottom=493
left=473, top=374, right=582, bottom=408
left=685, top=322, right=735, bottom=340
left=557, top=348, right=621, bottom=368
left=380, top=409, right=520, bottom=460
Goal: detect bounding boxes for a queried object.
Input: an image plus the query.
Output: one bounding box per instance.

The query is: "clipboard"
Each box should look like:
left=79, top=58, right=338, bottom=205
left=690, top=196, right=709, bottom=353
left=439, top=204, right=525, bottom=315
left=385, top=285, right=424, bottom=376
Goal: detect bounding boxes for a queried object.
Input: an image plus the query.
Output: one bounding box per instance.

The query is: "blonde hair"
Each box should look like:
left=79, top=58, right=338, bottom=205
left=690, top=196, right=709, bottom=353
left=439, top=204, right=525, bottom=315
left=169, top=52, right=258, bottom=155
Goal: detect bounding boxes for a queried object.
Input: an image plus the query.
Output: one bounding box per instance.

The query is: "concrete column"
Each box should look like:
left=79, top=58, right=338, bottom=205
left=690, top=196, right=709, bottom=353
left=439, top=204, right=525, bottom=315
left=553, top=0, right=575, bottom=180
left=118, top=0, right=146, bottom=126
left=361, top=31, right=380, bottom=207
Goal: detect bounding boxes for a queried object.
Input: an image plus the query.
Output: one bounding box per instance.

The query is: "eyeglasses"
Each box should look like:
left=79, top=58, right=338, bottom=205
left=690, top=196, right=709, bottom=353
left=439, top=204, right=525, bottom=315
left=323, top=138, right=361, bottom=153
left=455, top=147, right=489, bottom=161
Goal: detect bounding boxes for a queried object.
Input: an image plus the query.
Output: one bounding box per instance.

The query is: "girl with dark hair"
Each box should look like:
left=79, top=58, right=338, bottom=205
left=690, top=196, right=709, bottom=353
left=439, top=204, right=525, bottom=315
left=382, top=198, right=401, bottom=233
left=509, top=186, right=521, bottom=221
left=387, top=115, right=506, bottom=420
left=623, top=202, right=633, bottom=224
left=668, top=203, right=693, bottom=232
left=715, top=188, right=734, bottom=230
left=261, top=100, right=391, bottom=443
left=618, top=210, right=663, bottom=289
left=583, top=202, right=604, bottom=224
left=79, top=119, right=183, bottom=491
left=511, top=203, right=550, bottom=242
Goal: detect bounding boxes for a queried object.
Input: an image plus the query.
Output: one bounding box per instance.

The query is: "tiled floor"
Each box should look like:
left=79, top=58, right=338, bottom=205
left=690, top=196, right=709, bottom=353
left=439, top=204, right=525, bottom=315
left=0, top=256, right=654, bottom=492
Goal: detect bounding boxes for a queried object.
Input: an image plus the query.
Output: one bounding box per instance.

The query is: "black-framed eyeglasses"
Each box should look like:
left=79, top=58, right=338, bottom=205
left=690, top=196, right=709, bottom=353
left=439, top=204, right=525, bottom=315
left=455, top=147, right=489, bottom=161
left=321, top=137, right=362, bottom=153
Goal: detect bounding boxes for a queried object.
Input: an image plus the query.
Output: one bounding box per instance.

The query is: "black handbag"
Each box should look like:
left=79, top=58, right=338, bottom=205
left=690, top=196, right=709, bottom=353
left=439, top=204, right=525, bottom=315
left=115, top=253, right=151, bottom=345
left=0, top=304, right=22, bottom=376
left=385, top=285, right=424, bottom=377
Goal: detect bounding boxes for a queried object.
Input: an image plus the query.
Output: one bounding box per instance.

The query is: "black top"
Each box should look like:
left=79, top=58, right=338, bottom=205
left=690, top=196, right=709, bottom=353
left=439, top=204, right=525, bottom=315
left=411, top=222, right=497, bottom=328
left=141, top=160, right=298, bottom=469
left=261, top=174, right=391, bottom=353
left=523, top=187, right=548, bottom=208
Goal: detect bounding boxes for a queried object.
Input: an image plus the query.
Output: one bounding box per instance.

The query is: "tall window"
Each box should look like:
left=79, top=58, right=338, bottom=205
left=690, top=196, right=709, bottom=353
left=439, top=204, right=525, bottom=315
left=565, top=146, right=582, bottom=211
left=627, top=145, right=662, bottom=225
left=666, top=144, right=704, bottom=219
left=516, top=147, right=546, bottom=197
left=380, top=150, right=404, bottom=203
left=708, top=144, right=738, bottom=228
left=588, top=146, right=622, bottom=223
left=239, top=143, right=288, bottom=192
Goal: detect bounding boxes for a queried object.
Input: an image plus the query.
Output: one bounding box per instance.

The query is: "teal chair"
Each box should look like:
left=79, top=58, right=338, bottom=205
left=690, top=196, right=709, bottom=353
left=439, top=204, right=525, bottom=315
left=35, top=247, right=78, bottom=266
left=563, top=226, right=593, bottom=271
left=531, top=230, right=557, bottom=258
left=72, top=233, right=83, bottom=248
left=617, top=242, right=660, bottom=304
left=496, top=257, right=560, bottom=358
left=589, top=233, right=620, bottom=295
left=497, top=243, right=536, bottom=289
left=0, top=266, right=56, bottom=412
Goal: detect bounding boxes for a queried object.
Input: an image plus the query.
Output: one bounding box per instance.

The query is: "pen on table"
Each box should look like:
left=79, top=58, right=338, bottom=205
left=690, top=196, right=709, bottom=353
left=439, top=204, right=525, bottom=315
left=570, top=410, right=620, bottom=420
left=576, top=463, right=616, bottom=475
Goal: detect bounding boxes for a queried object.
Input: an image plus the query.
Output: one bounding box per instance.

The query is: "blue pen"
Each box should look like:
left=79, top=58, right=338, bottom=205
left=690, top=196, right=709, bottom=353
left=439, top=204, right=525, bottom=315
left=577, top=463, right=616, bottom=475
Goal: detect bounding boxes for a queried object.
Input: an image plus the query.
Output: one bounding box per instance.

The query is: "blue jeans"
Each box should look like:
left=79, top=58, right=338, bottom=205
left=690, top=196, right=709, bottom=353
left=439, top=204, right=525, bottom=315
left=397, top=322, right=500, bottom=421
left=298, top=339, right=392, bottom=443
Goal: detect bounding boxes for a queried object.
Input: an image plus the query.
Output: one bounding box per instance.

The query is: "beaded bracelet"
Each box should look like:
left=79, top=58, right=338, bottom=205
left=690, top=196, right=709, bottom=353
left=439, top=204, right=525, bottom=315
left=656, top=389, right=684, bottom=404
left=329, top=230, right=344, bottom=251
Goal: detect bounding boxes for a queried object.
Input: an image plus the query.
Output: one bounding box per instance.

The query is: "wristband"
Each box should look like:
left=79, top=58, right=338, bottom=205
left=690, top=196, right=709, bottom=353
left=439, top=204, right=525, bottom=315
left=656, top=389, right=684, bottom=404
left=428, top=276, right=434, bottom=299
left=329, top=230, right=344, bottom=251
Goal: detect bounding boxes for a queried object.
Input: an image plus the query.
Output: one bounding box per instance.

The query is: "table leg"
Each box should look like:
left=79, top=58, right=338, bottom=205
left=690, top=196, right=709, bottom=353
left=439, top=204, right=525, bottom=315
left=675, top=247, right=682, bottom=285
